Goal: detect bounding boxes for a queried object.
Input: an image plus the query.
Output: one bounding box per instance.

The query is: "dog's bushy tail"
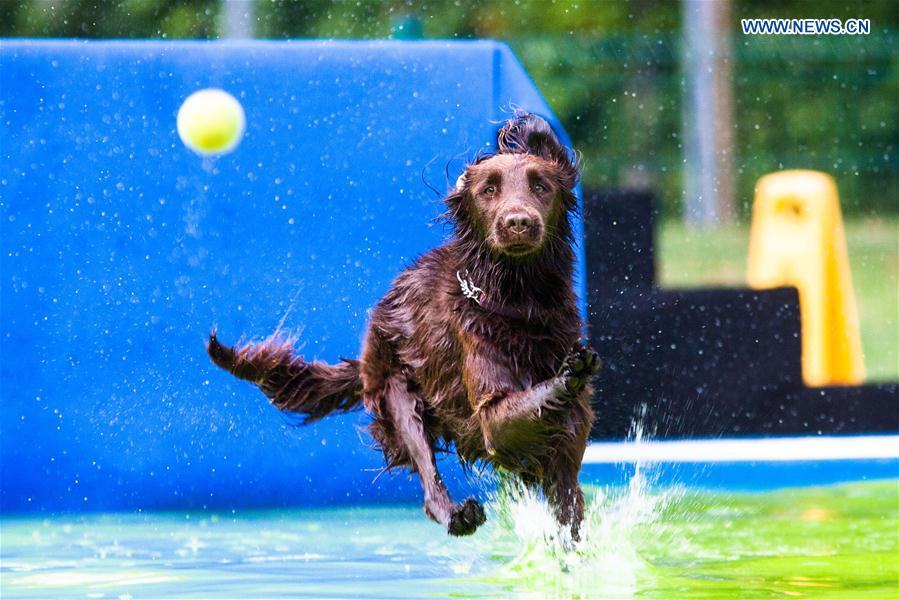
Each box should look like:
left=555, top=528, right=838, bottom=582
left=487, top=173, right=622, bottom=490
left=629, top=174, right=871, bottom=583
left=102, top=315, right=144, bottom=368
left=206, top=330, right=362, bottom=423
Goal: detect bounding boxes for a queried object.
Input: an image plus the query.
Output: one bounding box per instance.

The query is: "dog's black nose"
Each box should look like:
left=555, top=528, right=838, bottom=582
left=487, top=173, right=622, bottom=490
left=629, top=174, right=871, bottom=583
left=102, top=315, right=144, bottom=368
left=505, top=213, right=532, bottom=235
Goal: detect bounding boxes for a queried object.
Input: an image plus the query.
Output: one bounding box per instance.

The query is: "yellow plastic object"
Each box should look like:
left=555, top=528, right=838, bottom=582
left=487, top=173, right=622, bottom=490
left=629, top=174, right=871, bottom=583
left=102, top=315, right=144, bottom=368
left=747, top=170, right=865, bottom=386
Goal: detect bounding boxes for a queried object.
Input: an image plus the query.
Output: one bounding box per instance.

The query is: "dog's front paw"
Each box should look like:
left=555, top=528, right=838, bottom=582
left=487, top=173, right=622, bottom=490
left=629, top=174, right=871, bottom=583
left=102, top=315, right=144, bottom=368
left=448, top=498, right=486, bottom=536
left=558, top=345, right=601, bottom=394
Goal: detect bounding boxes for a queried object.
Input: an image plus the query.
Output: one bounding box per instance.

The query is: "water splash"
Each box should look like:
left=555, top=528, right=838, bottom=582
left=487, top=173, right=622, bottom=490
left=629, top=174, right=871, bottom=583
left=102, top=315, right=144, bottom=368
left=273, top=285, right=306, bottom=337
left=471, top=416, right=676, bottom=598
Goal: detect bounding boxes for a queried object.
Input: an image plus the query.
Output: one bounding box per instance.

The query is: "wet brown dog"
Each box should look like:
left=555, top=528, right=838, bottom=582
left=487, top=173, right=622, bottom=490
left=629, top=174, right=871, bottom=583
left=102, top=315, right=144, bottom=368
left=207, top=113, right=599, bottom=539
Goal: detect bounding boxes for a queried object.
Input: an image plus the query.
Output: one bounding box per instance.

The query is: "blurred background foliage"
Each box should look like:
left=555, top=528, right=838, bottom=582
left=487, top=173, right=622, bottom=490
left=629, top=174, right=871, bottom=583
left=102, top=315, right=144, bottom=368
left=3, top=0, right=896, bottom=217
left=2, top=0, right=896, bottom=377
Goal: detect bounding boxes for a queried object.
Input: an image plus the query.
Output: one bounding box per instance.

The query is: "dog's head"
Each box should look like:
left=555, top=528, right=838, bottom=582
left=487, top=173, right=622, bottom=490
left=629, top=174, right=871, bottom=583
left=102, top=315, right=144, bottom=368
left=446, top=113, right=579, bottom=258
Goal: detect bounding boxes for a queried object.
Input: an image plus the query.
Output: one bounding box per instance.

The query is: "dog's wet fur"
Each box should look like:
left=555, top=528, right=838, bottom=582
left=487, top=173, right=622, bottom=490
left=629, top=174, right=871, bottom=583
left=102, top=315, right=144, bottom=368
left=207, top=114, right=599, bottom=539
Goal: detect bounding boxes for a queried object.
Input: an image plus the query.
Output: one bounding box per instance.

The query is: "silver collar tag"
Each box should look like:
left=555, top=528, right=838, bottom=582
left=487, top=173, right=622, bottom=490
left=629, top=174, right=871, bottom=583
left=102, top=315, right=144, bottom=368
left=456, top=270, right=484, bottom=305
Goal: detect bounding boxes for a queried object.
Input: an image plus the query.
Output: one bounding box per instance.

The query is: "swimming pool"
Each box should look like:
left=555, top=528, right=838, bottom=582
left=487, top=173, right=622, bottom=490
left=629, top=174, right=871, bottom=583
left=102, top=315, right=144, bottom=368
left=3, top=438, right=896, bottom=599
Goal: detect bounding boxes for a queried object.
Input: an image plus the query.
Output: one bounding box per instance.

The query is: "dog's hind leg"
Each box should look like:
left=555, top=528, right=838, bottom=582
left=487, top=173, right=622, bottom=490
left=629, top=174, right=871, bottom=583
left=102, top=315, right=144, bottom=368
left=370, top=374, right=486, bottom=536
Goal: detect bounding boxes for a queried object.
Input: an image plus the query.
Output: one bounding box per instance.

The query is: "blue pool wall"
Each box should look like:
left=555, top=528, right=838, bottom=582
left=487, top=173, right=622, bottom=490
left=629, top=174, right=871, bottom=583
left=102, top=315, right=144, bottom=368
left=0, top=40, right=586, bottom=513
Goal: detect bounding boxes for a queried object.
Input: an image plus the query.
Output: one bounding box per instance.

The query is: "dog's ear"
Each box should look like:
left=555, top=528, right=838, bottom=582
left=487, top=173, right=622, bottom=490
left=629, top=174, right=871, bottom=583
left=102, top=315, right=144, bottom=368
left=497, top=113, right=573, bottom=170
left=439, top=172, right=472, bottom=235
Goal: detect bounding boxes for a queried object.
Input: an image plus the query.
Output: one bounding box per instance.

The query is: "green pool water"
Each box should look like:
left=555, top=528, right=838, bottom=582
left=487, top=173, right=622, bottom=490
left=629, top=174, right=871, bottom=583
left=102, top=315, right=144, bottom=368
left=2, top=478, right=896, bottom=599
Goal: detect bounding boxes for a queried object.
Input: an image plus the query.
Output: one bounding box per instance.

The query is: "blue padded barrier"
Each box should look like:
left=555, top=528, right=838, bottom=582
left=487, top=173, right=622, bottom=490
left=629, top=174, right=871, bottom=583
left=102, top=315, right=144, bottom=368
left=0, top=40, right=584, bottom=512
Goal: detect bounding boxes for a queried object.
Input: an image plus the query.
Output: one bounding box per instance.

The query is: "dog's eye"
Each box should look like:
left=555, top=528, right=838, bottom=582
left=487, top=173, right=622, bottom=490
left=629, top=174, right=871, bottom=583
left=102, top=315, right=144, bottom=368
left=483, top=185, right=496, bottom=195
left=533, top=182, right=547, bottom=193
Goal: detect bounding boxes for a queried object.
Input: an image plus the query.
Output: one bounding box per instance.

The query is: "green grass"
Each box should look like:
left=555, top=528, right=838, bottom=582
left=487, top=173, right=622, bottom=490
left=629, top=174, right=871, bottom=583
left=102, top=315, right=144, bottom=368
left=657, top=218, right=898, bottom=381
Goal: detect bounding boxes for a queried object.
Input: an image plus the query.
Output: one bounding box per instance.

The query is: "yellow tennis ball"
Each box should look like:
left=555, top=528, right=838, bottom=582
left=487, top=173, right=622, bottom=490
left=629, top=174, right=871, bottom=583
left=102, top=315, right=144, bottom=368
left=177, top=88, right=245, bottom=155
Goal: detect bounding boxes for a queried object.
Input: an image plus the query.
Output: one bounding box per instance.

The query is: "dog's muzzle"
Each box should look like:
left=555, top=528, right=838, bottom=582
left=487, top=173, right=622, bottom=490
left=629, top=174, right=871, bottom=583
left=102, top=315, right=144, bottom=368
left=495, top=211, right=543, bottom=254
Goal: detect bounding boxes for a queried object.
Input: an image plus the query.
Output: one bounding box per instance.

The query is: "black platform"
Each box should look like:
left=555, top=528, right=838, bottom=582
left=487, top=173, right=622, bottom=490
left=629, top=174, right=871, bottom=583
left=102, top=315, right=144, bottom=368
left=583, top=189, right=898, bottom=439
